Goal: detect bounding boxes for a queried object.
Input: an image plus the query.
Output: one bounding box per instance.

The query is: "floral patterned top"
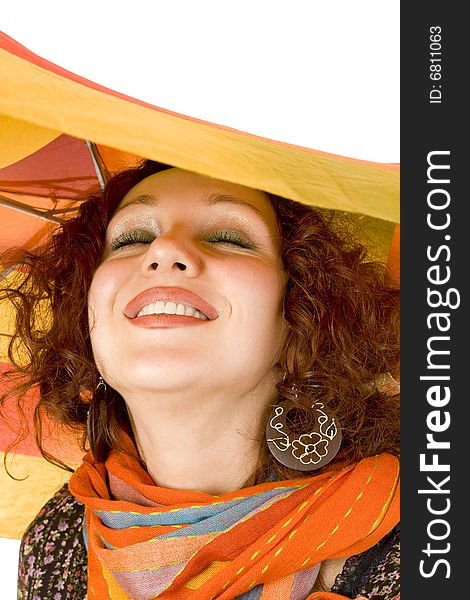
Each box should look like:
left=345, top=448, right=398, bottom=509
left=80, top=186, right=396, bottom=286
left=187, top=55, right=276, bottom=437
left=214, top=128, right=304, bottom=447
left=17, top=483, right=399, bottom=599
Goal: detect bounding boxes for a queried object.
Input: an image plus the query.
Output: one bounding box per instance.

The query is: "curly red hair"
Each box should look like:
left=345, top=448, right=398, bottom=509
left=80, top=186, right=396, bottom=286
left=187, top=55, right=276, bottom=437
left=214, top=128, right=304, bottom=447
left=0, top=160, right=399, bottom=481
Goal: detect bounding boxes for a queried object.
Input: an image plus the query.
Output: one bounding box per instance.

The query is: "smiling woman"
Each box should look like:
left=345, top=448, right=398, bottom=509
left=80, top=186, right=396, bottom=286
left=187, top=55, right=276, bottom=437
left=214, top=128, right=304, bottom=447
left=0, top=160, right=400, bottom=599
left=88, top=167, right=288, bottom=489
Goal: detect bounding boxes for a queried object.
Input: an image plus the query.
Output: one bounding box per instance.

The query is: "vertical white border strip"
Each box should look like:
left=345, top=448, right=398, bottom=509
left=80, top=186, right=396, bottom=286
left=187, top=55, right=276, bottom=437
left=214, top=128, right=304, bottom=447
left=0, top=538, right=20, bottom=599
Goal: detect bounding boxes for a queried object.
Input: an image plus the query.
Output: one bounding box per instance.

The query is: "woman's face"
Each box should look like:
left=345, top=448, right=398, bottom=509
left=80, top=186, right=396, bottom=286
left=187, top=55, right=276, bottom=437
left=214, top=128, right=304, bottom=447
left=88, top=168, right=287, bottom=400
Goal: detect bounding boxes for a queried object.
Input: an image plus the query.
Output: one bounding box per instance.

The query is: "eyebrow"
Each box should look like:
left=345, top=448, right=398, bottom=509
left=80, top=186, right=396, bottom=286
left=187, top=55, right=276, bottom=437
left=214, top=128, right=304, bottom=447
left=113, top=192, right=265, bottom=218
left=205, top=192, right=265, bottom=217
left=112, top=194, right=156, bottom=216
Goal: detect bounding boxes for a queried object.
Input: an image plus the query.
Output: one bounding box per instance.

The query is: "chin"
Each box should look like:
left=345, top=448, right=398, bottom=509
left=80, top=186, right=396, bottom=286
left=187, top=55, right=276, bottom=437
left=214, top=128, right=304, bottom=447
left=102, top=353, right=209, bottom=393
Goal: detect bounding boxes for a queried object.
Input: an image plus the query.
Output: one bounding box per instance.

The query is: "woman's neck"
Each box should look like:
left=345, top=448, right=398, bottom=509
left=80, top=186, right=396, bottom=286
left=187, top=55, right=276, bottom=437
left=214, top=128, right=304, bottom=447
left=124, top=384, right=275, bottom=494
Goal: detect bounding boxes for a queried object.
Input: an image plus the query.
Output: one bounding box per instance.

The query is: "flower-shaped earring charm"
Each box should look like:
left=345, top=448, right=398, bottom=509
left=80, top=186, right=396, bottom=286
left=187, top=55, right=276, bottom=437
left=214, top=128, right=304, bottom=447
left=266, top=396, right=342, bottom=471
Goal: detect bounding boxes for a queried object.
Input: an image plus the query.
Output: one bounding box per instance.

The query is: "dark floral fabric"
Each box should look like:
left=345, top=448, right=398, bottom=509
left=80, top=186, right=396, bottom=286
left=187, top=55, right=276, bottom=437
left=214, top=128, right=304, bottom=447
left=17, top=484, right=87, bottom=600
left=332, top=525, right=400, bottom=599
left=18, top=483, right=399, bottom=599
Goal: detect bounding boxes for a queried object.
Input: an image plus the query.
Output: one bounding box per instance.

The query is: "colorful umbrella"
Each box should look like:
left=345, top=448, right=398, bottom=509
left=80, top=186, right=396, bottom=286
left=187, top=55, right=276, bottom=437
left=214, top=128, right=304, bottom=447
left=0, top=31, right=399, bottom=540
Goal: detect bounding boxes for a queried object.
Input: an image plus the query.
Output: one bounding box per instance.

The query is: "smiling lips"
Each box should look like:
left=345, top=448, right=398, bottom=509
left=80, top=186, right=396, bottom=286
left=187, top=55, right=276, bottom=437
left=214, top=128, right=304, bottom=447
left=124, top=287, right=218, bottom=328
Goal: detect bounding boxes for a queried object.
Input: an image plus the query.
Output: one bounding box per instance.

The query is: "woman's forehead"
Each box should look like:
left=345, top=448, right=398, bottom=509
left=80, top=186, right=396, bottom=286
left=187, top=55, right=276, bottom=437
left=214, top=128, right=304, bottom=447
left=117, top=168, right=276, bottom=224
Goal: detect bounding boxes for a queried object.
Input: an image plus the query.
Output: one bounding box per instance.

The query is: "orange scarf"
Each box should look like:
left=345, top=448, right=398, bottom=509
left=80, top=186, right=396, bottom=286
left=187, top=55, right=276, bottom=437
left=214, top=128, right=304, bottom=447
left=69, top=434, right=399, bottom=600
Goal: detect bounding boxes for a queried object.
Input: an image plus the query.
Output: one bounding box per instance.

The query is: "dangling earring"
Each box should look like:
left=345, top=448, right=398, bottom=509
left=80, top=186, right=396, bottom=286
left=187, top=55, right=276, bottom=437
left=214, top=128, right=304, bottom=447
left=266, top=384, right=342, bottom=472
left=86, top=376, right=107, bottom=461
left=97, top=376, right=107, bottom=392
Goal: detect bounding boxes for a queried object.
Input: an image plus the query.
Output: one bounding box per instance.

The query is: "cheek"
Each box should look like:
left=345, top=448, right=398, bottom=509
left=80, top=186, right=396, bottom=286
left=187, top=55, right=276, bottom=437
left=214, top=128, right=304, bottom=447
left=253, top=261, right=285, bottom=312
left=87, top=263, right=118, bottom=332
left=223, top=259, right=286, bottom=325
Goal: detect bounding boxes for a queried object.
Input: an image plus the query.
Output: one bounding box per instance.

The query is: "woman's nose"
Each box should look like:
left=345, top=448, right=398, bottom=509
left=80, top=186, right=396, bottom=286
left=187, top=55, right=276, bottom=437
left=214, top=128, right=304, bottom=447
left=140, top=231, right=201, bottom=277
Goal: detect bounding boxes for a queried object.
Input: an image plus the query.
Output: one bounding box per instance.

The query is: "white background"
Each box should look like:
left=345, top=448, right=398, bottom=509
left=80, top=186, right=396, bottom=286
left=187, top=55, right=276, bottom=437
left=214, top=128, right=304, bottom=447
left=1, top=1, right=399, bottom=596
left=0, top=539, right=20, bottom=597
left=1, top=0, right=399, bottom=162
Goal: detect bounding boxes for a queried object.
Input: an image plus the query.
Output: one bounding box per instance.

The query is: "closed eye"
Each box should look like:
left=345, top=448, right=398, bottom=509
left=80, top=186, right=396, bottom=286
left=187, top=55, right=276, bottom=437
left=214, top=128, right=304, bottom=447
left=110, top=230, right=155, bottom=250
left=206, top=230, right=255, bottom=249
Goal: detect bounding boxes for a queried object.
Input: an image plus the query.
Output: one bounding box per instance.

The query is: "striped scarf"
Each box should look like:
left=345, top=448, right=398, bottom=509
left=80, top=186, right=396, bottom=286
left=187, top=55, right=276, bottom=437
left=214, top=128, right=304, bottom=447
left=69, top=434, right=399, bottom=600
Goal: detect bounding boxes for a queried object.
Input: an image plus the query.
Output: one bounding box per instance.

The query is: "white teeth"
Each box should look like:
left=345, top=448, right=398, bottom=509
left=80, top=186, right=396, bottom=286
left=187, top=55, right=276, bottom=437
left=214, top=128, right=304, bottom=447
left=136, top=301, right=208, bottom=319
left=164, top=302, right=177, bottom=314
left=142, top=300, right=164, bottom=315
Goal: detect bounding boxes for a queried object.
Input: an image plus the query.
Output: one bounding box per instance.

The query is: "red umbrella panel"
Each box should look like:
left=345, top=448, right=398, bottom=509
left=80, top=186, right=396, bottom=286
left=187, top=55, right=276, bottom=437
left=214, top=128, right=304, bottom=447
left=0, top=134, right=141, bottom=258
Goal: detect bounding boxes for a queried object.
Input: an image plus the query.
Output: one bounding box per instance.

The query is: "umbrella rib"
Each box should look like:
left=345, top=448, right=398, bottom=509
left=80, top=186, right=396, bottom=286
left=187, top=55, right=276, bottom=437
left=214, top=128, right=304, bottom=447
left=0, top=195, right=64, bottom=224
left=85, top=141, right=107, bottom=190
left=45, top=207, right=79, bottom=216
left=0, top=264, right=19, bottom=280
